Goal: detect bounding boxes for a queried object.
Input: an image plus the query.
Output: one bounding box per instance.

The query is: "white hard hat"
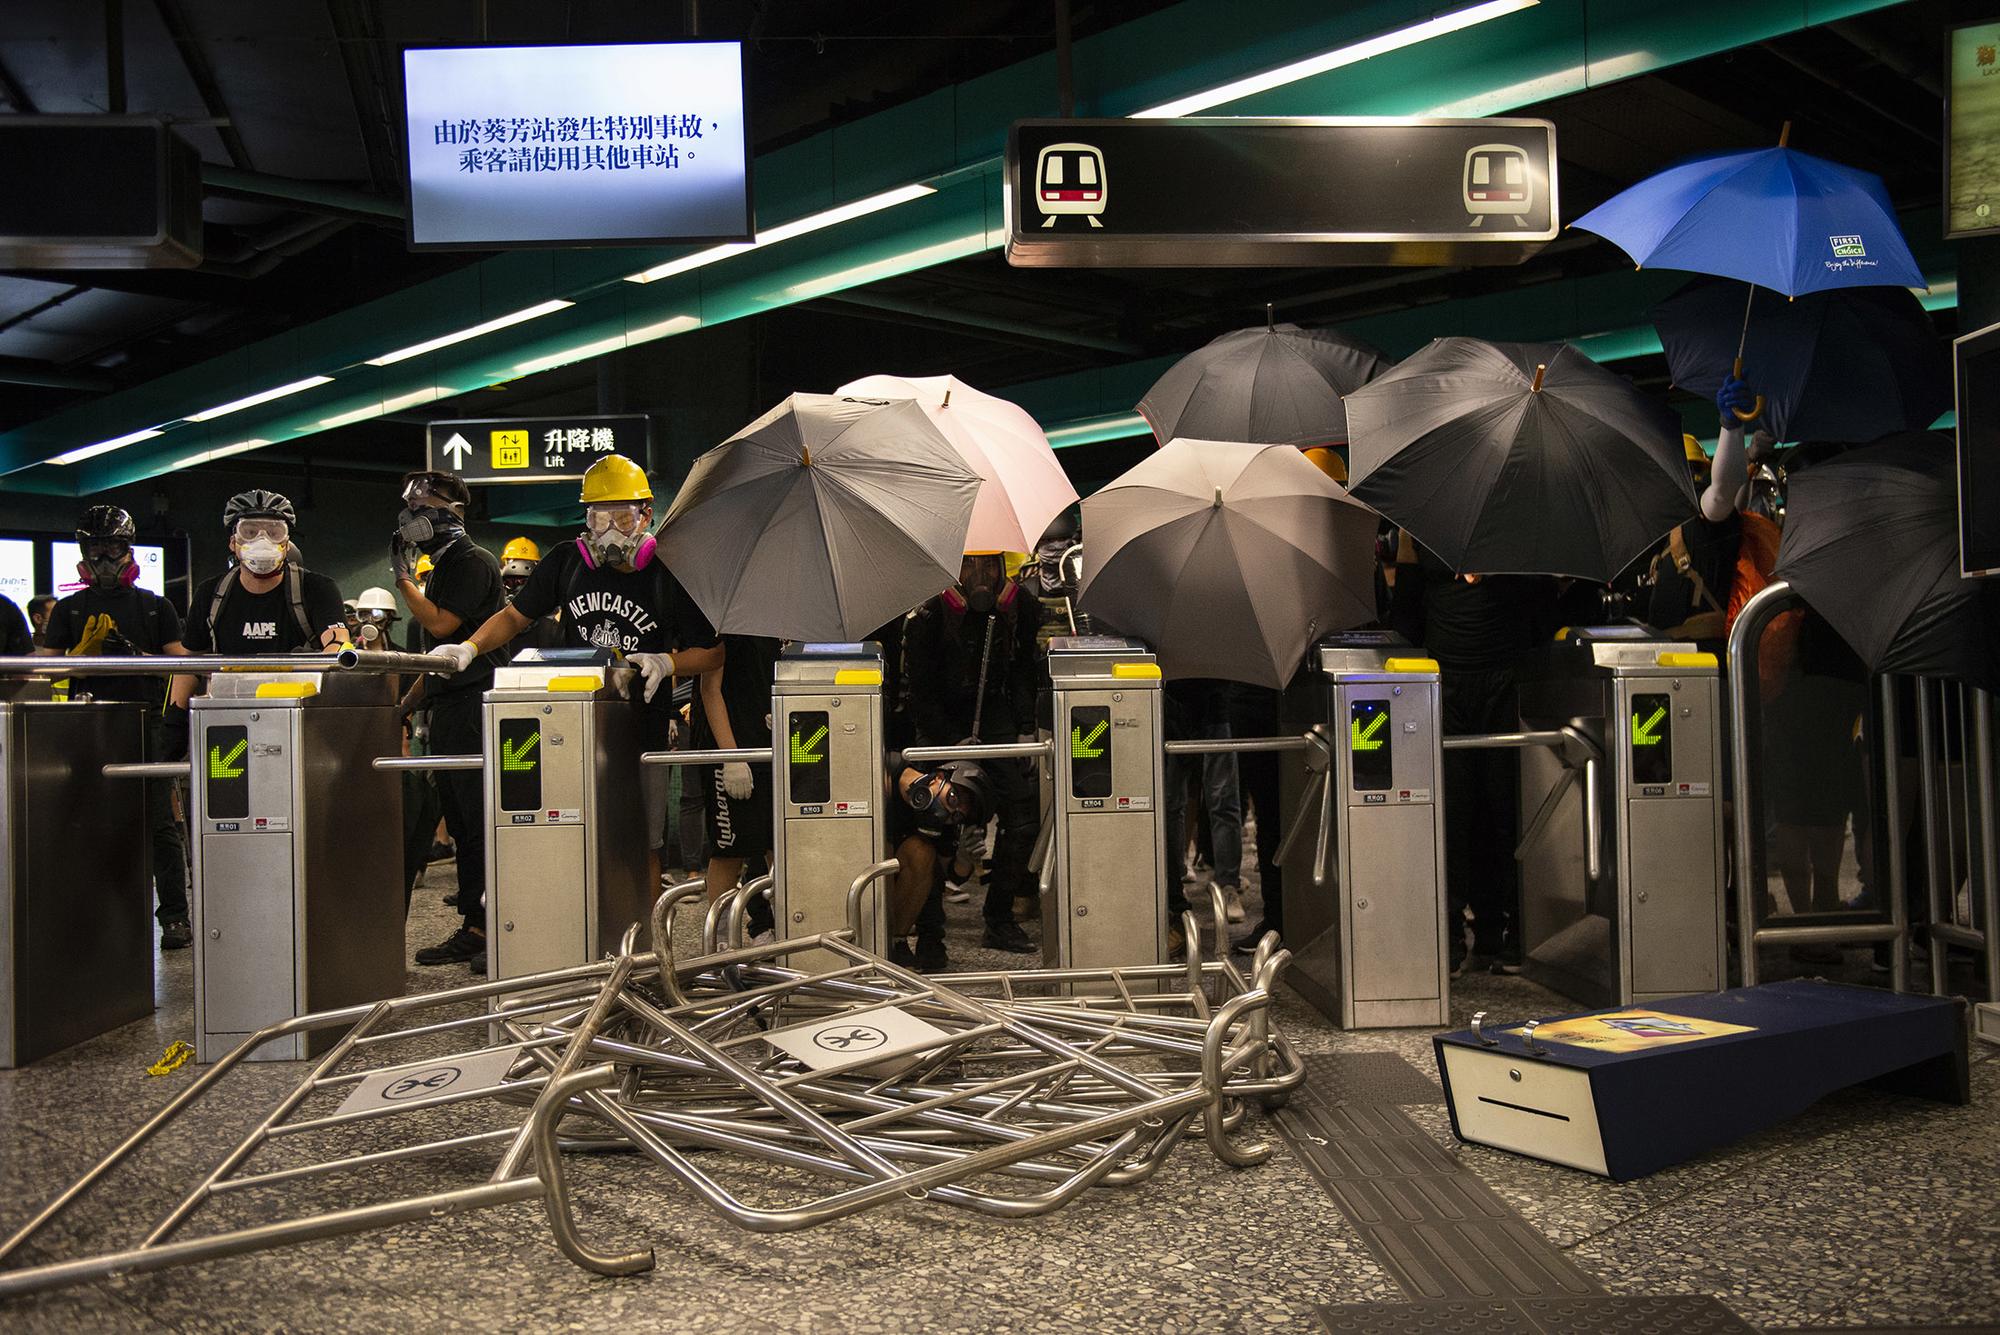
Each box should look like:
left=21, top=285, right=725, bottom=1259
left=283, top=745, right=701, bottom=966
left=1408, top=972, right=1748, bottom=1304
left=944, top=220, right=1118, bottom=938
left=353, top=586, right=398, bottom=615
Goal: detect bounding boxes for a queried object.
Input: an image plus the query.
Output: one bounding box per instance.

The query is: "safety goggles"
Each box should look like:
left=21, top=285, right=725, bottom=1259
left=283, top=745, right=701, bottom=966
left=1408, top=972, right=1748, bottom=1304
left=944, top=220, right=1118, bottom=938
left=80, top=539, right=130, bottom=562
left=401, top=474, right=458, bottom=509
left=584, top=503, right=649, bottom=536
left=233, top=519, right=289, bottom=544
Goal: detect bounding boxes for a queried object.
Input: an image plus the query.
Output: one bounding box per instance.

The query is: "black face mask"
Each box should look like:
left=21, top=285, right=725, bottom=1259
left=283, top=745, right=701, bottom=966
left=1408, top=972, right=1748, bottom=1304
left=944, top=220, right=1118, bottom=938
left=397, top=505, right=464, bottom=554
left=964, top=585, right=997, bottom=615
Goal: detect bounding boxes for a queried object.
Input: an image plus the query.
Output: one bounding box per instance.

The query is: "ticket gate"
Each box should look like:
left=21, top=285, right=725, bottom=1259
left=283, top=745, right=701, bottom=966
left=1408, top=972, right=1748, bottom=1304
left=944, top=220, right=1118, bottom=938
left=0, top=683, right=150, bottom=1067
left=1044, top=636, right=1167, bottom=969
left=772, top=644, right=887, bottom=964
left=1279, top=633, right=1448, bottom=1029
left=483, top=651, right=649, bottom=981
left=1515, top=626, right=1726, bottom=1008
left=188, top=669, right=406, bottom=1062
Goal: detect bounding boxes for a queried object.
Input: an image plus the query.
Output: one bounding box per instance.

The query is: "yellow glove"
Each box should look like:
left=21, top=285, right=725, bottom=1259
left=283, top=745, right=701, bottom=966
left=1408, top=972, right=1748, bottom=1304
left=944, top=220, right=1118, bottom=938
left=68, top=613, right=112, bottom=657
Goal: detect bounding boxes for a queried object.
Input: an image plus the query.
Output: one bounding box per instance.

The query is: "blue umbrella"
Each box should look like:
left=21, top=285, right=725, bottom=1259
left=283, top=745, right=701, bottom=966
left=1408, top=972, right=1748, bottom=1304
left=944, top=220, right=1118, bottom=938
left=1572, top=139, right=1924, bottom=297
left=1574, top=127, right=1925, bottom=422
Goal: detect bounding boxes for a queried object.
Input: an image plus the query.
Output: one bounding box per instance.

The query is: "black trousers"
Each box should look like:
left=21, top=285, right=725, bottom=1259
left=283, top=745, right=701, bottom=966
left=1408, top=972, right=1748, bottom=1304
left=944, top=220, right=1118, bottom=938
left=981, top=758, right=1041, bottom=926
left=427, top=691, right=486, bottom=933
left=401, top=769, right=442, bottom=911
left=1441, top=667, right=1520, bottom=953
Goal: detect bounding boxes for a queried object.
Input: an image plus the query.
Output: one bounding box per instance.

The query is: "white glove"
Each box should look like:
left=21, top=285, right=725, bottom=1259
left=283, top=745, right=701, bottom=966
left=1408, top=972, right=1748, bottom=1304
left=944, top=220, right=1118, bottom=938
left=723, top=761, right=754, bottom=800
left=434, top=641, right=478, bottom=674
left=628, top=651, right=675, bottom=703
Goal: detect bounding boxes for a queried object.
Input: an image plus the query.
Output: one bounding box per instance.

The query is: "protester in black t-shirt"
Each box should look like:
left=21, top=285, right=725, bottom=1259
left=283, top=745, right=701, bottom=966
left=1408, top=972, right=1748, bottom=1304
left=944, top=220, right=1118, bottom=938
left=693, top=633, right=782, bottom=921
left=0, top=594, right=31, bottom=656
left=436, top=456, right=721, bottom=903
left=38, top=504, right=193, bottom=949
left=390, top=470, right=507, bottom=968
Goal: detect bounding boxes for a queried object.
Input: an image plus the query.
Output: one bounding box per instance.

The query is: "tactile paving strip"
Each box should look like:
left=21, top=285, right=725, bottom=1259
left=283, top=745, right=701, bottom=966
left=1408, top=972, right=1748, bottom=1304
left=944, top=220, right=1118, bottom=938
left=1299, top=1051, right=1446, bottom=1106
left=1275, top=1052, right=1601, bottom=1303
left=1317, top=1295, right=1763, bottom=1334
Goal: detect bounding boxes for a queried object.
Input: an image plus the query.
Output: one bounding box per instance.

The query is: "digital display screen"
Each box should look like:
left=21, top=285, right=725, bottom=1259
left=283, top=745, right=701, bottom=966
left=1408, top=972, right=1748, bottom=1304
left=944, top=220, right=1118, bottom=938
left=1948, top=21, right=2000, bottom=239
left=1630, top=693, right=1673, bottom=784
left=0, top=538, right=32, bottom=610
left=1069, top=705, right=1112, bottom=799
left=1956, top=328, right=2000, bottom=576
left=497, top=717, right=543, bottom=813
left=1349, top=699, right=1393, bottom=791
left=402, top=42, right=752, bottom=249
left=205, top=724, right=249, bottom=820
left=788, top=710, right=830, bottom=805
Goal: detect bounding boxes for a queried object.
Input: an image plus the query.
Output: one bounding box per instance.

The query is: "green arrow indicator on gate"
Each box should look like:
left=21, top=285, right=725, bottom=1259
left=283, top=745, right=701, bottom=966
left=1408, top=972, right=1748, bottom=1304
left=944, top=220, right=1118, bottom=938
left=1631, top=704, right=1667, bottom=748
left=1350, top=710, right=1388, bottom=752
left=1071, top=719, right=1108, bottom=760
left=501, top=730, right=541, bottom=771
left=208, top=738, right=247, bottom=780
left=790, top=724, right=828, bottom=765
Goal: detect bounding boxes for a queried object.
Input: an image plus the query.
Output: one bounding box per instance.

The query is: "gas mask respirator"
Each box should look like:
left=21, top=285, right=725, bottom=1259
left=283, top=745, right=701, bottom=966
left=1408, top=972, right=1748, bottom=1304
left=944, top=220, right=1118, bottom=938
left=238, top=537, right=285, bottom=576
left=396, top=505, right=463, bottom=553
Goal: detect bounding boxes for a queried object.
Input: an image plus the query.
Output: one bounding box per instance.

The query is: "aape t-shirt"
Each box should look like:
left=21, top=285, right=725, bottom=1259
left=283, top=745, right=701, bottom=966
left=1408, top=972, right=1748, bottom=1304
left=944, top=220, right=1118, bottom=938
left=185, top=569, right=347, bottom=655
left=512, top=541, right=717, bottom=710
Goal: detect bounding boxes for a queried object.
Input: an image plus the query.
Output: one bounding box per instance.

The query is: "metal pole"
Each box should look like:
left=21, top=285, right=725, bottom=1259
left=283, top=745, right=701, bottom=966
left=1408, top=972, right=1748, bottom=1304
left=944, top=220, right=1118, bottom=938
left=1440, top=730, right=1570, bottom=751
left=1881, top=675, right=1909, bottom=994
left=1916, top=676, right=1947, bottom=995
left=0, top=651, right=457, bottom=676
left=371, top=755, right=482, bottom=771
left=639, top=747, right=775, bottom=767
left=1162, top=735, right=1309, bottom=756
left=900, top=742, right=1051, bottom=764
left=1976, top=687, right=2000, bottom=1002
left=1727, top=578, right=1797, bottom=986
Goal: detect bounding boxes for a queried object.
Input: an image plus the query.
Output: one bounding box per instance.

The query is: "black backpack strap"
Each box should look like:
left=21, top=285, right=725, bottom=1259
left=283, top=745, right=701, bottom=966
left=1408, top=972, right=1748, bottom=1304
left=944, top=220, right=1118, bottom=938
left=285, top=566, right=315, bottom=645
left=206, top=569, right=238, bottom=649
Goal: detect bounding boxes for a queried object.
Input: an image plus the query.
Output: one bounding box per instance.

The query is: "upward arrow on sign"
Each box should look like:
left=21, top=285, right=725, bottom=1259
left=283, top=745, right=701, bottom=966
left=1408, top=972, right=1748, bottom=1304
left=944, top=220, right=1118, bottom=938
left=442, top=433, right=472, bottom=468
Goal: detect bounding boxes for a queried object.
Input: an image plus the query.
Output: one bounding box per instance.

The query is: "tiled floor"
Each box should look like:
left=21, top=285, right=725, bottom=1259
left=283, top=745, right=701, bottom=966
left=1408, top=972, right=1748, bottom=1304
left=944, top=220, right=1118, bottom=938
left=0, top=860, right=1994, bottom=1333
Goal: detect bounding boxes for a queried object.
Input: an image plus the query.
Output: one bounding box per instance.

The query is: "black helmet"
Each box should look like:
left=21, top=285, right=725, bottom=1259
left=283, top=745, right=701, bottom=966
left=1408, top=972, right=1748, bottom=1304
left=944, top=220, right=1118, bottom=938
left=76, top=504, right=137, bottom=544
left=935, top=757, right=996, bottom=827
left=224, top=489, right=296, bottom=531
left=1038, top=509, right=1079, bottom=546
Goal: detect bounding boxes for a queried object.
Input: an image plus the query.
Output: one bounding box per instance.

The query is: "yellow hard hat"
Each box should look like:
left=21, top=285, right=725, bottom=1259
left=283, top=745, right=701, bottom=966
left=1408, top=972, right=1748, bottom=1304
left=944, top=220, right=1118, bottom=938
left=501, top=536, right=540, bottom=563
left=580, top=455, right=652, bottom=505
left=1683, top=434, right=1709, bottom=464
left=414, top=553, right=434, bottom=578
left=1002, top=551, right=1030, bottom=578
left=1303, top=446, right=1348, bottom=483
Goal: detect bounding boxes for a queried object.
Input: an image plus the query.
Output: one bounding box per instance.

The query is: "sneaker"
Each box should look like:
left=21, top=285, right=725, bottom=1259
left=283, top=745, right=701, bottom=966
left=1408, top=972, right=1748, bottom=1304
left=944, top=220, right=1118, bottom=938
left=468, top=950, right=487, bottom=975
left=1489, top=936, right=1525, bottom=975
left=982, top=919, right=1037, bottom=954
left=914, top=935, right=949, bottom=973
left=1232, top=920, right=1276, bottom=954
left=415, top=927, right=484, bottom=965
left=159, top=918, right=192, bottom=951
left=427, top=841, right=456, bottom=864
left=944, top=877, right=973, bottom=904
left=889, top=940, right=918, bottom=969
left=749, top=928, right=776, bottom=947
left=1179, top=868, right=1197, bottom=885
left=1218, top=885, right=1246, bottom=924
left=442, top=892, right=460, bottom=908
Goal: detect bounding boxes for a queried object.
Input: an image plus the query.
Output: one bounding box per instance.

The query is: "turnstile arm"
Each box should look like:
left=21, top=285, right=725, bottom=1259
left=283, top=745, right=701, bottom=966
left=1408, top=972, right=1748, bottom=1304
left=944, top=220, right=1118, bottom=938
left=846, top=860, right=901, bottom=939
left=0, top=651, right=458, bottom=677
left=1162, top=735, right=1311, bottom=756
left=371, top=755, right=482, bottom=771
left=1269, top=727, right=1334, bottom=888
left=1441, top=729, right=1571, bottom=751
left=101, top=762, right=188, bottom=780
left=898, top=741, right=1052, bottom=764
left=638, top=747, right=775, bottom=767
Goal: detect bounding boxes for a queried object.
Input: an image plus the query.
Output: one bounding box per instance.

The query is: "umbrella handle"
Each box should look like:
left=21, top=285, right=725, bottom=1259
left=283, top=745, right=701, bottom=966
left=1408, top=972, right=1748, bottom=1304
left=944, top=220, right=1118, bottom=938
left=1729, top=357, right=1765, bottom=423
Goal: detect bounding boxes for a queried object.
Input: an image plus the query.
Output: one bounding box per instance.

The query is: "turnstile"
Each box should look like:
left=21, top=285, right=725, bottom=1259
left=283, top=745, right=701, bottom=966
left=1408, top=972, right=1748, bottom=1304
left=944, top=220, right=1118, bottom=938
left=1045, top=636, right=1166, bottom=969
left=190, top=671, right=404, bottom=1062
left=483, top=651, right=649, bottom=981
left=1516, top=626, right=1726, bottom=1008
left=772, top=644, right=887, bottom=965
left=1, top=684, right=151, bottom=1067
left=1280, top=633, right=1448, bottom=1029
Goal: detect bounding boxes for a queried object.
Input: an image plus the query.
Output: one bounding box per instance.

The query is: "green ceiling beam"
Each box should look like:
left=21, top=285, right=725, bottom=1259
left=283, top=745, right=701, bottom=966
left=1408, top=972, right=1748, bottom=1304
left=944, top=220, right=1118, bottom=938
left=0, top=0, right=1904, bottom=494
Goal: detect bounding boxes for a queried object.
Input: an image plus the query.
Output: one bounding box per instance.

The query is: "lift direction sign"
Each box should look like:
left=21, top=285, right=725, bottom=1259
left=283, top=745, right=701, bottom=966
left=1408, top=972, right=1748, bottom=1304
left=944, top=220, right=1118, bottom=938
left=424, top=414, right=650, bottom=485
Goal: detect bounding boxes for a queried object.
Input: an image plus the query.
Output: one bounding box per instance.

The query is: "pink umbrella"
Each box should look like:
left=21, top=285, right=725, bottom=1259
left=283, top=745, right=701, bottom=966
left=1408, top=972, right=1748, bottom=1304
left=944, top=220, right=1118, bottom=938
left=837, top=373, right=1078, bottom=553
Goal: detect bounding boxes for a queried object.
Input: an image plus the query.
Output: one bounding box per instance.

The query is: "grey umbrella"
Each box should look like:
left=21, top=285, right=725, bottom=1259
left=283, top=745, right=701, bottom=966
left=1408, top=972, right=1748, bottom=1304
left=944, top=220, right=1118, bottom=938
left=660, top=394, right=982, bottom=641
left=1078, top=438, right=1379, bottom=689
left=1137, top=316, right=1390, bottom=448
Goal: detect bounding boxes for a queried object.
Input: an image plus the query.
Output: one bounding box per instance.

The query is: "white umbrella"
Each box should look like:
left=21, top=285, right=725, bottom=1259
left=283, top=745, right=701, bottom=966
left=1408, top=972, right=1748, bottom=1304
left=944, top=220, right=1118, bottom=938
left=837, top=373, right=1077, bottom=553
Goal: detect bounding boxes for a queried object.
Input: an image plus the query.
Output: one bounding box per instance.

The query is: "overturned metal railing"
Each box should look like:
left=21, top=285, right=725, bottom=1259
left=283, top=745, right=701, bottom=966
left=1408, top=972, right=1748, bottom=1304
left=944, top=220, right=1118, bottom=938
left=0, top=910, right=1300, bottom=1300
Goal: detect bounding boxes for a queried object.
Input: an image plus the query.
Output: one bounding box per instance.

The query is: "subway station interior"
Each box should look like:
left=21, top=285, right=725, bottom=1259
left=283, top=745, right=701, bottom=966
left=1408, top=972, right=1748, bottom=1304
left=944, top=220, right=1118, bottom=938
left=1, top=1, right=1999, bottom=1331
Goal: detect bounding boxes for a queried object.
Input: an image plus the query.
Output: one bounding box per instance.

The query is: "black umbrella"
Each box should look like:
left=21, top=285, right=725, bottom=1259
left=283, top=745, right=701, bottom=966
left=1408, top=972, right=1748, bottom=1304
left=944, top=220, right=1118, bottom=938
left=1652, top=279, right=1950, bottom=444
left=1345, top=338, right=1695, bottom=581
left=1137, top=311, right=1389, bottom=448
left=1774, top=431, right=2000, bottom=692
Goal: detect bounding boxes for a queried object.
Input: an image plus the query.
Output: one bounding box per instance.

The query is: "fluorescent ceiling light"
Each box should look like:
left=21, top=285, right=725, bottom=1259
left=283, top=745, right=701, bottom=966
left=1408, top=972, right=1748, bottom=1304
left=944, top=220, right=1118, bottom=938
left=366, top=300, right=574, bottom=366
left=1132, top=0, right=1539, bottom=118
left=626, top=184, right=937, bottom=284
left=186, top=375, right=335, bottom=423
left=172, top=438, right=270, bottom=469
left=783, top=233, right=995, bottom=301
left=49, top=426, right=164, bottom=466
left=627, top=314, right=702, bottom=343
left=1044, top=412, right=1149, bottom=448
left=515, top=334, right=627, bottom=376
left=319, top=387, right=446, bottom=430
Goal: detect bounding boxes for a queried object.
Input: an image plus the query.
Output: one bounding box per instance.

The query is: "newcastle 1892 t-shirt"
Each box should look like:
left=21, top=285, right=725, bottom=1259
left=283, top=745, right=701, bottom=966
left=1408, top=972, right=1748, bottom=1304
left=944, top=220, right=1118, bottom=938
left=511, top=540, right=717, bottom=713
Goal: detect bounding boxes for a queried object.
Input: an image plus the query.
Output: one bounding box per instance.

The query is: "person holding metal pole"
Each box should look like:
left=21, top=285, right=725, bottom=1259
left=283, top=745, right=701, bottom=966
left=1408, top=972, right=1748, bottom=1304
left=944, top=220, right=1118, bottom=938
left=38, top=504, right=193, bottom=949
left=388, top=470, right=505, bottom=968
left=695, top=633, right=781, bottom=931
left=432, top=456, right=722, bottom=908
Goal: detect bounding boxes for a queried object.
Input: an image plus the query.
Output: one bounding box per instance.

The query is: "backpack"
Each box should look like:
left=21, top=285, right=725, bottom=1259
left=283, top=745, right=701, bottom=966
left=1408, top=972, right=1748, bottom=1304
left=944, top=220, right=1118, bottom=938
left=1654, top=514, right=1800, bottom=697
left=208, top=565, right=316, bottom=650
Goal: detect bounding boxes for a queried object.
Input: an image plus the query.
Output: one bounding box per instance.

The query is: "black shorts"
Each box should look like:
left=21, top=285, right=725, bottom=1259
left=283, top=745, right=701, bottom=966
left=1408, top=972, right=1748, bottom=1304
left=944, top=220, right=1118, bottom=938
left=703, top=761, right=773, bottom=860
